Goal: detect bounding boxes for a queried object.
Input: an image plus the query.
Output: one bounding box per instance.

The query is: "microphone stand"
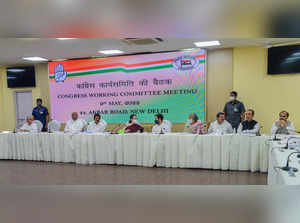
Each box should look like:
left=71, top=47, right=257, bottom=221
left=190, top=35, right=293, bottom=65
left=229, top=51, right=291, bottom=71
left=284, top=136, right=298, bottom=149
left=272, top=129, right=281, bottom=141
left=110, top=123, right=122, bottom=134
left=159, top=128, right=164, bottom=135
left=281, top=151, right=300, bottom=172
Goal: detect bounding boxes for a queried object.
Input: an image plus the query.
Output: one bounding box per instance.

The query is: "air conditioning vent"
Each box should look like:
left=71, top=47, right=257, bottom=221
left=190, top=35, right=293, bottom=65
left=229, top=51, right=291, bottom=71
left=122, top=38, right=163, bottom=45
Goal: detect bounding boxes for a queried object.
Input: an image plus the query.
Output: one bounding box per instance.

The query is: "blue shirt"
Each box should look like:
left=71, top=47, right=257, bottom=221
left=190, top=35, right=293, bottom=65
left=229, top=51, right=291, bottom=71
left=32, top=106, right=49, bottom=126
left=223, top=100, right=245, bottom=129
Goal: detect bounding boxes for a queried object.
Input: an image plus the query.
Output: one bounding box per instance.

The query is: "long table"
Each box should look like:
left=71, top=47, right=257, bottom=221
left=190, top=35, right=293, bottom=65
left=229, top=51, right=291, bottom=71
left=268, top=140, right=300, bottom=185
left=0, top=133, right=269, bottom=172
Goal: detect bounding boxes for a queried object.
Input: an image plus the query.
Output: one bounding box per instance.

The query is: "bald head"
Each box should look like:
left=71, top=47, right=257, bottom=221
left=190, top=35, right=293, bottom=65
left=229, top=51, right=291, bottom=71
left=26, top=116, right=34, bottom=125
left=72, top=112, right=78, bottom=121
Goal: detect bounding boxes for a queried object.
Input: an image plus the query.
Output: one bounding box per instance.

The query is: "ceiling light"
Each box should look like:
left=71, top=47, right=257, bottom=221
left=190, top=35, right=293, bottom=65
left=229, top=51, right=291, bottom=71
left=194, top=40, right=220, bottom=47
left=98, top=50, right=124, bottom=55
left=56, top=38, right=77, bottom=40
left=269, top=41, right=300, bottom=48
left=7, top=68, right=25, bottom=72
left=23, top=57, right=48, bottom=61
left=181, top=48, right=200, bottom=51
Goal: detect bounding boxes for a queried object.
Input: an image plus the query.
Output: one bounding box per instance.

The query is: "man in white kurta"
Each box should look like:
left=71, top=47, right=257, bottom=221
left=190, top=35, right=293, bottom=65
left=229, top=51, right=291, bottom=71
left=64, top=112, right=87, bottom=133
left=20, top=116, right=39, bottom=133
left=271, top=111, right=295, bottom=135
left=87, top=113, right=107, bottom=133
left=152, top=114, right=171, bottom=134
left=208, top=112, right=233, bottom=134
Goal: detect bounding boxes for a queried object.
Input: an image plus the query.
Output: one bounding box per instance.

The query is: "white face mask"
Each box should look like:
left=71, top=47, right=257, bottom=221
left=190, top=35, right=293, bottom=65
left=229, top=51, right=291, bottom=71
left=133, top=120, right=139, bottom=124
left=187, top=119, right=193, bottom=124
left=229, top=96, right=235, bottom=101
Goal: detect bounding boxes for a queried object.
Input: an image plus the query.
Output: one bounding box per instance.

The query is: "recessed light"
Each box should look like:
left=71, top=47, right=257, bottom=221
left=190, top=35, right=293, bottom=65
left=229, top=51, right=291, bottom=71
left=56, top=38, right=77, bottom=40
left=7, top=68, right=25, bottom=72
left=23, top=57, right=48, bottom=61
left=194, top=40, right=220, bottom=47
left=98, top=50, right=124, bottom=55
left=181, top=48, right=200, bottom=51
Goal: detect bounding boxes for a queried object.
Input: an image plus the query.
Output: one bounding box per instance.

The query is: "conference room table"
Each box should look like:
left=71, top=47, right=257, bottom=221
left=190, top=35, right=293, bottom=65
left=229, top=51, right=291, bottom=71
left=268, top=139, right=300, bottom=185
left=0, top=132, right=269, bottom=172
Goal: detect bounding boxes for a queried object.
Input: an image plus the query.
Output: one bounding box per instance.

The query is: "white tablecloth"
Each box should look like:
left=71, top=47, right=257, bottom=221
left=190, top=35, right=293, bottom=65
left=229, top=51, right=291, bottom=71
left=268, top=141, right=300, bottom=185
left=0, top=133, right=269, bottom=172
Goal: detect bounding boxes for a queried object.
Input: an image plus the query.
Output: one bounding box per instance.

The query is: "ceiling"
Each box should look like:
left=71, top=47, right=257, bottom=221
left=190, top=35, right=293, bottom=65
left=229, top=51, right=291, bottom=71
left=1, top=38, right=300, bottom=66
left=1, top=0, right=299, bottom=38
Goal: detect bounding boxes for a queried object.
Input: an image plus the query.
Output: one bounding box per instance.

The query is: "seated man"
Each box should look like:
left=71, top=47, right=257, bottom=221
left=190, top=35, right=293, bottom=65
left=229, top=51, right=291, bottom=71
left=125, top=114, right=144, bottom=133
left=20, top=116, right=39, bottom=133
left=87, top=113, right=107, bottom=133
left=152, top=113, right=171, bottom=134
left=64, top=112, right=87, bottom=133
left=237, top=109, right=260, bottom=135
left=184, top=113, right=206, bottom=134
left=271, top=111, right=295, bottom=135
left=208, top=112, right=233, bottom=134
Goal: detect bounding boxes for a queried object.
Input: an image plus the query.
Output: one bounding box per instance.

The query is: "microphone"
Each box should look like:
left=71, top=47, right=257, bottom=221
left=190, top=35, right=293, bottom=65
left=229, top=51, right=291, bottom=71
left=110, top=123, right=123, bottom=134
left=272, top=127, right=281, bottom=141
left=284, top=136, right=298, bottom=149
left=256, top=126, right=263, bottom=136
left=280, top=151, right=300, bottom=172
left=159, top=128, right=165, bottom=134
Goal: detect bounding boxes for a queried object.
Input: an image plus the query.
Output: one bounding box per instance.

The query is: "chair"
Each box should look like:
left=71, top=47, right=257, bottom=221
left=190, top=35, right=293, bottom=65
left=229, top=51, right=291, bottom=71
left=202, top=122, right=209, bottom=134
left=101, top=119, right=108, bottom=129
left=33, top=120, right=43, bottom=132
left=163, top=120, right=172, bottom=128
left=48, top=120, right=61, bottom=132
left=84, top=114, right=94, bottom=123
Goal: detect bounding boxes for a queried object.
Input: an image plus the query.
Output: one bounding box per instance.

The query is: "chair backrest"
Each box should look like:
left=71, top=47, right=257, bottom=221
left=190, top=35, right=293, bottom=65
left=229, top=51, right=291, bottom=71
left=84, top=115, right=94, bottom=123
left=101, top=119, right=108, bottom=128
left=163, top=120, right=172, bottom=128
left=48, top=120, right=61, bottom=132
left=33, top=120, right=43, bottom=132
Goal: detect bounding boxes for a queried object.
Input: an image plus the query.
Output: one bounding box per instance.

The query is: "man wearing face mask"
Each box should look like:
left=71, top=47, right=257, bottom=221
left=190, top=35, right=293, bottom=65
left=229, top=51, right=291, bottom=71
left=223, top=91, right=245, bottom=131
left=32, top=98, right=49, bottom=132
left=152, top=114, right=171, bottom=134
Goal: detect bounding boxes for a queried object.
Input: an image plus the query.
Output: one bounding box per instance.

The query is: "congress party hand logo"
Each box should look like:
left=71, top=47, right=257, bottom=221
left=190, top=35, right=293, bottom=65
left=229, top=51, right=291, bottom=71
left=173, top=55, right=199, bottom=71
left=54, top=64, right=67, bottom=82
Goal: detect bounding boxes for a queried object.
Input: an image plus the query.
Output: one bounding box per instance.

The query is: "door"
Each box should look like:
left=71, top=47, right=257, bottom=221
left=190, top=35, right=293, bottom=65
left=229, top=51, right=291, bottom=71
left=14, top=91, right=33, bottom=128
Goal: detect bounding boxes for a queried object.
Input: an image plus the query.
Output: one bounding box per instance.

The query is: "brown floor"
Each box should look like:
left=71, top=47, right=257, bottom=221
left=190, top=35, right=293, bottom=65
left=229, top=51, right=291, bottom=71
left=0, top=160, right=267, bottom=185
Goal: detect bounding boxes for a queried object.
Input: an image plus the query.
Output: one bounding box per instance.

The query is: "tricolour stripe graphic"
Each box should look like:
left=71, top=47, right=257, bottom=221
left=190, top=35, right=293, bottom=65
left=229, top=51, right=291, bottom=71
left=49, top=54, right=205, bottom=79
